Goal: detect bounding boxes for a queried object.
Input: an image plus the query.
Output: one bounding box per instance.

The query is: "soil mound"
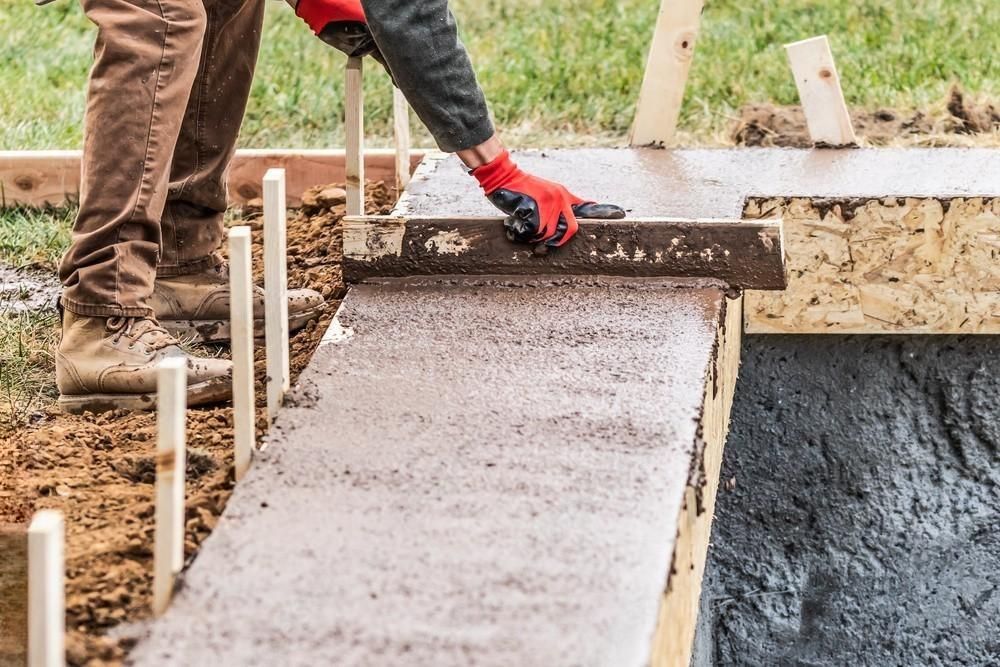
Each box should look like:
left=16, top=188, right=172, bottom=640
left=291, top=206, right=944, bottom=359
left=732, top=87, right=998, bottom=147
left=0, top=182, right=395, bottom=665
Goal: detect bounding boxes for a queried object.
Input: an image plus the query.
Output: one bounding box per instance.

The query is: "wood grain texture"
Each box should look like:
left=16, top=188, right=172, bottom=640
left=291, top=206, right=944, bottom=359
left=745, top=197, right=1000, bottom=333
left=263, top=170, right=290, bottom=423
left=650, top=295, right=741, bottom=667
left=630, top=0, right=705, bottom=146
left=0, top=526, right=28, bottom=667
left=345, top=57, right=365, bottom=217
left=228, top=226, right=255, bottom=481
left=0, top=150, right=425, bottom=208
left=784, top=36, right=857, bottom=146
left=343, top=215, right=786, bottom=289
left=27, top=511, right=63, bottom=667
left=154, top=359, right=186, bottom=618
left=392, top=88, right=411, bottom=193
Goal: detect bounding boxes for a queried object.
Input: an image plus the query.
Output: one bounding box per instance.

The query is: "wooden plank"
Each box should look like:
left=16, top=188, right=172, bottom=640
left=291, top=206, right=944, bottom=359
left=651, top=295, right=742, bottom=667
left=629, top=0, right=705, bottom=146
left=228, top=226, right=255, bottom=481
left=392, top=88, right=411, bottom=194
left=27, top=511, right=63, bottom=667
left=153, top=358, right=186, bottom=617
left=0, top=149, right=426, bottom=208
left=744, top=196, right=1000, bottom=333
left=343, top=215, right=787, bottom=290
left=345, top=57, right=365, bottom=216
left=1, top=525, right=29, bottom=667
left=263, top=169, right=290, bottom=423
left=784, top=35, right=857, bottom=146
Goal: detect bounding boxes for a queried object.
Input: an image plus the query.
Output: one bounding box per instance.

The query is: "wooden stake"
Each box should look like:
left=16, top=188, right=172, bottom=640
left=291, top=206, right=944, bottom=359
left=153, top=357, right=186, bottom=617
left=784, top=35, right=857, bottom=146
left=228, top=226, right=255, bottom=480
left=28, top=511, right=64, bottom=667
left=263, top=168, right=290, bottom=423
left=392, top=87, right=411, bottom=193
left=630, top=0, right=705, bottom=146
left=345, top=57, right=365, bottom=216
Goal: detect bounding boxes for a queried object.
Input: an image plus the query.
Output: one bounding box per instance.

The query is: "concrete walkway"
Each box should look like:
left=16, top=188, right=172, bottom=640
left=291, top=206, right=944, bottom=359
left=129, top=278, right=728, bottom=666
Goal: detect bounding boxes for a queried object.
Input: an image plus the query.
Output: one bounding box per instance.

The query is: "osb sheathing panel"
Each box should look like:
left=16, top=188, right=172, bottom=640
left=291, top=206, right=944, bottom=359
left=744, top=197, right=1000, bottom=334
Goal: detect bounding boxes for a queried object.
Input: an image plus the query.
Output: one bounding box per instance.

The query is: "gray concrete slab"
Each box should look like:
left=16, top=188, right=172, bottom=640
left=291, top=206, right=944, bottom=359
left=129, top=277, right=726, bottom=666
left=399, top=148, right=1000, bottom=220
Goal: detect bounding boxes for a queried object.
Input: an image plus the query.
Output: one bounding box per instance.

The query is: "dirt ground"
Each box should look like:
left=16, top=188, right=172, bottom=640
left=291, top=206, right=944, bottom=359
left=0, top=182, right=395, bottom=666
left=731, top=87, right=999, bottom=147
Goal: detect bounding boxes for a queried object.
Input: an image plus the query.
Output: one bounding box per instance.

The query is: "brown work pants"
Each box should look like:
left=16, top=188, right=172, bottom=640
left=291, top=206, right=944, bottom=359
left=59, top=0, right=265, bottom=317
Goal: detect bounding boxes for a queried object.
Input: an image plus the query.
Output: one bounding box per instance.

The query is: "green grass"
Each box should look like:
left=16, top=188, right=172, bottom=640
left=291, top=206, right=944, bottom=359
left=0, top=206, right=75, bottom=270
left=0, top=310, right=60, bottom=433
left=1, top=0, right=996, bottom=149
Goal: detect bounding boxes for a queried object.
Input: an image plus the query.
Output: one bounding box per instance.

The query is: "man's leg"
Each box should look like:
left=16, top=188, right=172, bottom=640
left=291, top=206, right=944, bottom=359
left=55, top=0, right=231, bottom=413
left=59, top=0, right=209, bottom=316
left=152, top=0, right=324, bottom=343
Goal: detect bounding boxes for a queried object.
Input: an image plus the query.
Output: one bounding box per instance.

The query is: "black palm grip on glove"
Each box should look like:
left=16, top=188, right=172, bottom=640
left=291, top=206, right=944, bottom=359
left=472, top=150, right=625, bottom=248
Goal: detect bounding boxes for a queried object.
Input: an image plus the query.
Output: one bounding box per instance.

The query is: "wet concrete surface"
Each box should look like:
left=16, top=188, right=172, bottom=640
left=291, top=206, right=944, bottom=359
left=693, top=335, right=1000, bottom=665
left=402, top=148, right=1000, bottom=219
left=130, top=277, right=727, bottom=666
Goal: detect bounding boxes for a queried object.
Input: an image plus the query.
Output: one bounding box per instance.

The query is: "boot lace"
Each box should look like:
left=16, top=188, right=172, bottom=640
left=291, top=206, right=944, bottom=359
left=106, top=317, right=176, bottom=352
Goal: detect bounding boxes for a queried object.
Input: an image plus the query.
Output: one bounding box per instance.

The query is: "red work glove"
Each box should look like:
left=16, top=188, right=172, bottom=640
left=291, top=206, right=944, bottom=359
left=293, top=0, right=388, bottom=69
left=472, top=150, right=625, bottom=248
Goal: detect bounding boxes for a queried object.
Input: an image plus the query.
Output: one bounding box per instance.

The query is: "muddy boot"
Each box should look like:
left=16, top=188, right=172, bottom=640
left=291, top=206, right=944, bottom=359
left=151, top=263, right=325, bottom=343
left=56, top=312, right=232, bottom=414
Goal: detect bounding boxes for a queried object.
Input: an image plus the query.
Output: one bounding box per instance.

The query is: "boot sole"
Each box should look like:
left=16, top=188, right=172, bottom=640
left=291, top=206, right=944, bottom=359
left=160, top=307, right=322, bottom=344
left=58, top=377, right=232, bottom=415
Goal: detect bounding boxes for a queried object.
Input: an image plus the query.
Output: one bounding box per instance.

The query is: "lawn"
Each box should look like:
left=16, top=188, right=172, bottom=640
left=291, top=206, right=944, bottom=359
left=1, top=0, right=997, bottom=150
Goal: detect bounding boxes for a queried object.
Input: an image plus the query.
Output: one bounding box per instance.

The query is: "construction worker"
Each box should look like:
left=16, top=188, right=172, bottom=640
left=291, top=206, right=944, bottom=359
left=54, top=0, right=623, bottom=414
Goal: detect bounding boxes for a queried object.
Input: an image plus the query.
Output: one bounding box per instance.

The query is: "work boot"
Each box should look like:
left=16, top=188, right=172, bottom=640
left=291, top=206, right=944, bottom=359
left=151, top=262, right=325, bottom=343
left=56, top=312, right=232, bottom=414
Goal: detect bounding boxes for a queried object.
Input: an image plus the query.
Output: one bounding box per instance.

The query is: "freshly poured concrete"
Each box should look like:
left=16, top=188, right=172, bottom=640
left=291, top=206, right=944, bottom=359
left=130, top=277, right=728, bottom=665
left=694, top=335, right=1000, bottom=665
left=401, top=148, right=1000, bottom=219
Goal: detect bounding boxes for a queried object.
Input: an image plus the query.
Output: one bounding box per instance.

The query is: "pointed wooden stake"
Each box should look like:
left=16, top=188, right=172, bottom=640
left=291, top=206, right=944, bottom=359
left=263, top=168, right=290, bottom=423
left=28, top=510, right=64, bottom=667
left=392, top=87, right=411, bottom=193
left=228, top=226, right=255, bottom=480
left=153, top=357, right=186, bottom=616
left=345, top=57, right=365, bottom=216
left=785, top=35, right=857, bottom=146
left=630, top=0, right=705, bottom=146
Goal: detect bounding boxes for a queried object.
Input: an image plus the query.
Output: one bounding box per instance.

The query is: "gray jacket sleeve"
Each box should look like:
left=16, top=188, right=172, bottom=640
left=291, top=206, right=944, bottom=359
left=360, top=0, right=495, bottom=153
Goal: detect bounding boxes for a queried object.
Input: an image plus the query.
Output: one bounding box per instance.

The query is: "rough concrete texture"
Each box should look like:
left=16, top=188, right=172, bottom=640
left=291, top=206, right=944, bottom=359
left=693, top=335, right=1000, bottom=666
left=130, top=277, right=727, bottom=666
left=401, top=148, right=1000, bottom=219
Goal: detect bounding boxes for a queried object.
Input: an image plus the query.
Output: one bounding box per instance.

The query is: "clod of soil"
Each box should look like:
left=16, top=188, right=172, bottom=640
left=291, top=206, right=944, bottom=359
left=732, top=87, right=998, bottom=148
left=0, top=181, right=396, bottom=666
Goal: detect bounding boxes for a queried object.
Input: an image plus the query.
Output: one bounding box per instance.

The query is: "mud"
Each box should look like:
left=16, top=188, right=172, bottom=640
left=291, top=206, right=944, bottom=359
left=732, top=89, right=999, bottom=148
left=401, top=148, right=1000, bottom=221
left=129, top=278, right=726, bottom=666
left=693, top=335, right=1000, bottom=665
left=0, top=182, right=396, bottom=666
left=0, top=264, right=60, bottom=313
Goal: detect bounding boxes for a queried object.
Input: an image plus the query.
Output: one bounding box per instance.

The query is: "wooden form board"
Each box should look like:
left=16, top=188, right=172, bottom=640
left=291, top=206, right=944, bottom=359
left=744, top=197, right=1000, bottom=333
left=0, top=525, right=28, bottom=666
left=651, top=294, right=742, bottom=666
left=630, top=0, right=705, bottom=146
left=784, top=36, right=857, bottom=146
left=0, top=149, right=425, bottom=209
left=342, top=215, right=787, bottom=290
